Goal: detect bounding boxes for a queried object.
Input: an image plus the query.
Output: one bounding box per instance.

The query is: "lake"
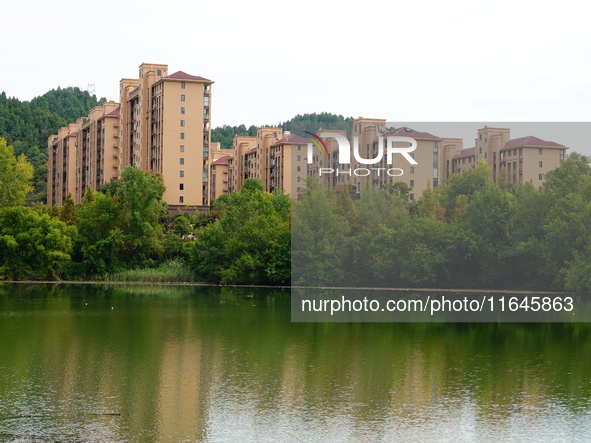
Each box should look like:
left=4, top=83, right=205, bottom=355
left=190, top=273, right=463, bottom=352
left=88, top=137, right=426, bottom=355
left=1, top=283, right=590, bottom=442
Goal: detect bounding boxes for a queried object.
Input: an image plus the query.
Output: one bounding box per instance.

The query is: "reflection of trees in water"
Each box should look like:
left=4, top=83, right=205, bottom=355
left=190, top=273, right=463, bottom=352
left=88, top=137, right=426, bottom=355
left=1, top=284, right=591, bottom=440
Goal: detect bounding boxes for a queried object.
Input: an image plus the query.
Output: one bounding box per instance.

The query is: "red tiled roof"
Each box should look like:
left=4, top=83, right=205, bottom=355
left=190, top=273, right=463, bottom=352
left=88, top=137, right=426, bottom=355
left=67, top=131, right=77, bottom=137
left=106, top=109, right=120, bottom=116
left=272, top=134, right=310, bottom=146
left=456, top=147, right=475, bottom=158
left=248, top=147, right=257, bottom=152
left=212, top=155, right=232, bottom=165
left=166, top=71, right=211, bottom=82
left=384, top=127, right=438, bottom=139
left=504, top=136, right=564, bottom=149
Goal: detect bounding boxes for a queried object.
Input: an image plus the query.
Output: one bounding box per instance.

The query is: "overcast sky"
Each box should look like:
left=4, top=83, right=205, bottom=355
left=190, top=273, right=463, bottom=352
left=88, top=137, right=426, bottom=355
left=3, top=0, right=590, bottom=151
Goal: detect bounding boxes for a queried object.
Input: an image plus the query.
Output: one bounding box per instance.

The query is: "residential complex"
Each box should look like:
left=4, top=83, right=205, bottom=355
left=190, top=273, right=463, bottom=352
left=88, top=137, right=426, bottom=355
left=48, top=63, right=213, bottom=210
left=48, top=68, right=569, bottom=208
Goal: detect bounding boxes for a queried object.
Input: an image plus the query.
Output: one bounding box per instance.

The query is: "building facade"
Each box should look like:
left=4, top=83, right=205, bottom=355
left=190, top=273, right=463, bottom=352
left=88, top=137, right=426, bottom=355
left=48, top=63, right=213, bottom=209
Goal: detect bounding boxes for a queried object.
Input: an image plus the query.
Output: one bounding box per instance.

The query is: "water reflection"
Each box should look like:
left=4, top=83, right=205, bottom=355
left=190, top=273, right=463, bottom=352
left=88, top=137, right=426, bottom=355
left=0, top=284, right=590, bottom=441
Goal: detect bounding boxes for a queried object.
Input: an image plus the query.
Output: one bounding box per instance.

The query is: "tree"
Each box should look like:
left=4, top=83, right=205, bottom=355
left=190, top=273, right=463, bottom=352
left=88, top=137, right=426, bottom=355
left=0, top=206, right=73, bottom=280
left=71, top=167, right=168, bottom=276
left=0, top=138, right=34, bottom=207
left=191, top=178, right=291, bottom=285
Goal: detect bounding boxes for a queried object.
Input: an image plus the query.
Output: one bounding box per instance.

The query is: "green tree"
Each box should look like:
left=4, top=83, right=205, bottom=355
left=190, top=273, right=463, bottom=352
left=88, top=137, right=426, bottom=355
left=0, top=206, right=73, bottom=280
left=0, top=138, right=34, bottom=207
left=191, top=178, right=291, bottom=285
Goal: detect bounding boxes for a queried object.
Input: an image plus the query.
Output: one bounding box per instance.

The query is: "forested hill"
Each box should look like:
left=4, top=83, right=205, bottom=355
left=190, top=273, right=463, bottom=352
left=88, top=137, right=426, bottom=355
left=211, top=113, right=355, bottom=149
left=0, top=87, right=106, bottom=203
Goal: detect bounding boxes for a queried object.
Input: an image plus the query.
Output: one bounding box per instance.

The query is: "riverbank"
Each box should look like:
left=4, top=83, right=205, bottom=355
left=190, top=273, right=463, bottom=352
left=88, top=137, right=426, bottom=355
left=0, top=280, right=570, bottom=294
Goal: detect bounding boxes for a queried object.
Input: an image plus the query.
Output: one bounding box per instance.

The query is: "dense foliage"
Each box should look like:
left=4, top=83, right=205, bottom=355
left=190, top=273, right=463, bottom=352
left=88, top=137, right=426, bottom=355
left=0, top=88, right=106, bottom=203
left=293, top=155, right=591, bottom=291
left=190, top=179, right=291, bottom=285
left=2, top=133, right=591, bottom=290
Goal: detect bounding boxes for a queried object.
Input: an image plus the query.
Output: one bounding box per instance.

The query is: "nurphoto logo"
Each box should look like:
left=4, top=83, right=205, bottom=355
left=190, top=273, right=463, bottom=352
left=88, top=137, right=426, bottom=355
left=302, top=131, right=418, bottom=177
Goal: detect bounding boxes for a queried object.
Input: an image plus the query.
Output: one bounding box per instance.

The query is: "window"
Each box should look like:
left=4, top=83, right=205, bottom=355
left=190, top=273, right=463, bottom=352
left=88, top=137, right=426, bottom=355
left=410, top=193, right=415, bottom=201
left=180, top=120, right=185, bottom=127
left=204, top=96, right=209, bottom=106
left=539, top=161, right=543, bottom=167
left=180, top=184, right=184, bottom=190
left=560, top=149, right=565, bottom=161
left=298, top=145, right=301, bottom=151
left=179, top=196, right=184, bottom=203
left=180, top=145, right=185, bottom=152
left=410, top=180, right=415, bottom=187
left=297, top=176, right=301, bottom=182
left=181, top=107, right=185, bottom=114
left=539, top=148, right=543, bottom=155
left=539, top=174, right=543, bottom=180
left=180, top=158, right=184, bottom=165
left=297, top=166, right=301, bottom=172
left=181, top=95, right=185, bottom=101
left=297, top=155, right=301, bottom=161
left=410, top=166, right=415, bottom=174
left=181, top=82, right=185, bottom=89
left=180, top=133, right=185, bottom=140
left=180, top=170, right=184, bottom=177
left=157, top=69, right=162, bottom=76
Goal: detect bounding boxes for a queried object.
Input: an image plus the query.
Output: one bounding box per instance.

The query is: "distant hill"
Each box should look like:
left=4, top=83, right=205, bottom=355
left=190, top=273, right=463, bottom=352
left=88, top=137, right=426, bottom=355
left=0, top=87, right=106, bottom=203
left=211, top=113, right=355, bottom=149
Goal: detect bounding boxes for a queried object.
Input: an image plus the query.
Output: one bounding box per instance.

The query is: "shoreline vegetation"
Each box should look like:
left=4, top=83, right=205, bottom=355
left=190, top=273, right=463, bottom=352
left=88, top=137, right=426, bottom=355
left=0, top=280, right=570, bottom=295
left=3, top=135, right=591, bottom=292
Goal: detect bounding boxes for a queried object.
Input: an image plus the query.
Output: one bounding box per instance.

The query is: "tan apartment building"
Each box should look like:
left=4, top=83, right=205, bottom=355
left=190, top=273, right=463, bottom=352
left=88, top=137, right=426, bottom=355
left=208, top=142, right=231, bottom=203
left=500, top=136, right=566, bottom=187
left=47, top=123, right=78, bottom=206
left=308, top=119, right=463, bottom=201
left=118, top=63, right=213, bottom=208
left=48, top=102, right=119, bottom=205
left=269, top=134, right=310, bottom=197
left=453, top=127, right=568, bottom=187
left=227, top=135, right=257, bottom=194
left=226, top=128, right=283, bottom=193
left=451, top=147, right=476, bottom=174
left=74, top=102, right=120, bottom=203
left=49, top=63, right=213, bottom=210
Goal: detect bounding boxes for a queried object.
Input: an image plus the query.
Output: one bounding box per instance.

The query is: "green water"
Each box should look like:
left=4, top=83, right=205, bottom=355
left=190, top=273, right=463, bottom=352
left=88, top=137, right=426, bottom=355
left=0, top=283, right=590, bottom=442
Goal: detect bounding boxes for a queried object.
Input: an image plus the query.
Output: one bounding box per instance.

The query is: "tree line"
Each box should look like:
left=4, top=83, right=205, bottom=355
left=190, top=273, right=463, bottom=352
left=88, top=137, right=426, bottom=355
left=2, top=134, right=591, bottom=291
left=293, top=155, right=591, bottom=291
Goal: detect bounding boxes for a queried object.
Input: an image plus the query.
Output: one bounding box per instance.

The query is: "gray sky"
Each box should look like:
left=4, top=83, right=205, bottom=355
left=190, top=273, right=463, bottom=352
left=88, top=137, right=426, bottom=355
left=3, top=0, right=591, bottom=152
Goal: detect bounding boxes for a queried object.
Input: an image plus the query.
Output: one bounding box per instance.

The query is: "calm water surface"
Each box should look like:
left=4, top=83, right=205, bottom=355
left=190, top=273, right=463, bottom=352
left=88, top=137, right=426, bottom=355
left=0, top=283, right=590, bottom=442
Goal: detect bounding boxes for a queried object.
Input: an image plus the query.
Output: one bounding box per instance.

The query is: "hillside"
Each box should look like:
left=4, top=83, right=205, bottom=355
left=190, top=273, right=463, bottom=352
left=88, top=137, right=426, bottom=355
left=211, top=113, right=354, bottom=149
left=0, top=87, right=106, bottom=203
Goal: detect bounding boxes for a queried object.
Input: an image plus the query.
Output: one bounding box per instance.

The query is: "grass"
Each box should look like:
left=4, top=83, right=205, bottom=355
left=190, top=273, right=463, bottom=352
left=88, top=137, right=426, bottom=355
left=100, top=259, right=196, bottom=283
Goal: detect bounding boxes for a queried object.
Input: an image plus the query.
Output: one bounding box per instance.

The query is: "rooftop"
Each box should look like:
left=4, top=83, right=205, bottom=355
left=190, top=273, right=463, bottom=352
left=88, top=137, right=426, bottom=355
left=384, top=127, right=439, bottom=139
left=456, top=147, right=475, bottom=158
left=166, top=71, right=211, bottom=82
left=212, top=155, right=232, bottom=165
left=272, top=134, right=311, bottom=146
left=505, top=136, right=564, bottom=149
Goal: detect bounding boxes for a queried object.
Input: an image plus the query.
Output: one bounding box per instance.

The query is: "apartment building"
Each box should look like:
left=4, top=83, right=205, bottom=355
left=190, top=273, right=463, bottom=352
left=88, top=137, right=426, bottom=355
left=48, top=63, right=213, bottom=210
left=118, top=63, right=213, bottom=208
left=500, top=136, right=566, bottom=187
left=269, top=134, right=309, bottom=196
left=453, top=127, right=567, bottom=188
left=304, top=119, right=463, bottom=201
left=47, top=102, right=119, bottom=205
